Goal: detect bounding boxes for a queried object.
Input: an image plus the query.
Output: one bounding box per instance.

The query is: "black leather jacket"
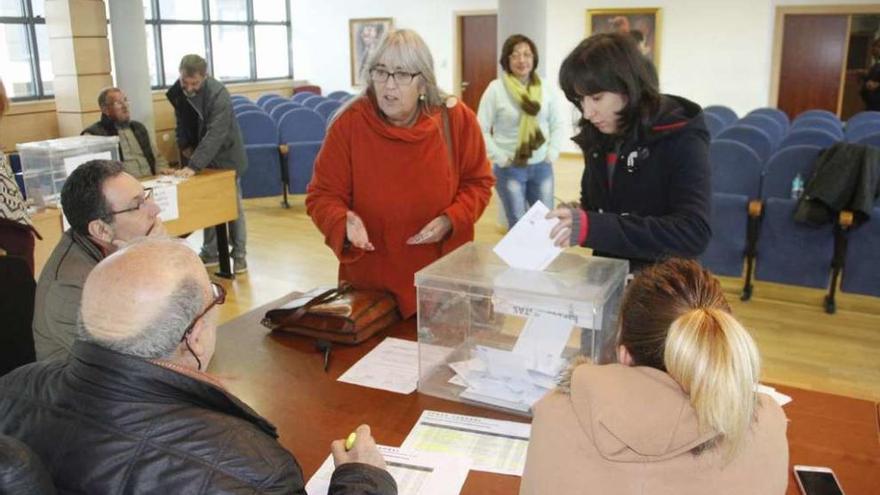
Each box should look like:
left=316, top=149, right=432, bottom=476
left=0, top=341, right=396, bottom=494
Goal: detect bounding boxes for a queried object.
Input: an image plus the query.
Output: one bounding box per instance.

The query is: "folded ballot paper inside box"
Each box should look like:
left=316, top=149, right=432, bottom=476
left=414, top=242, right=629, bottom=416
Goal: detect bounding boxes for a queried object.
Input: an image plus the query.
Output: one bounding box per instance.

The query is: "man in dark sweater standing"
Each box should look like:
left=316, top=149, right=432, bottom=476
left=166, top=54, right=250, bottom=273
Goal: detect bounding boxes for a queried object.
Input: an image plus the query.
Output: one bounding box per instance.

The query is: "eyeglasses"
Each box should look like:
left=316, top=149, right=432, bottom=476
left=370, top=68, right=422, bottom=86
left=509, top=52, right=534, bottom=60
left=110, top=188, right=153, bottom=216
left=110, top=98, right=129, bottom=108
left=180, top=282, right=226, bottom=370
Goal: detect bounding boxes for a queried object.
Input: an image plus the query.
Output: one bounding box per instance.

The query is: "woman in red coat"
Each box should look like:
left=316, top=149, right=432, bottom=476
left=306, top=29, right=494, bottom=318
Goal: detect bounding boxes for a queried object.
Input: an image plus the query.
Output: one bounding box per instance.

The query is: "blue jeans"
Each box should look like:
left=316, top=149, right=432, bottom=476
left=202, top=178, right=247, bottom=260
left=493, top=161, right=554, bottom=226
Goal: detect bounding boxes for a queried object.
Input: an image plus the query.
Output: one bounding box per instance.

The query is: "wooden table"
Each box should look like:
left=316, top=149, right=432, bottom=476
left=212, top=293, right=880, bottom=495
left=31, top=169, right=238, bottom=277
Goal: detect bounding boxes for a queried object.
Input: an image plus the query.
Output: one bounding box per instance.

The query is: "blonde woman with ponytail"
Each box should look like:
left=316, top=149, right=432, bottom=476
left=521, top=258, right=788, bottom=495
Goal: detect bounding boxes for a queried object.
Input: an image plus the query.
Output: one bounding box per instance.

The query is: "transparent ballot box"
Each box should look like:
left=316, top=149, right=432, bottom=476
left=18, top=135, right=119, bottom=206
left=415, top=242, right=629, bottom=416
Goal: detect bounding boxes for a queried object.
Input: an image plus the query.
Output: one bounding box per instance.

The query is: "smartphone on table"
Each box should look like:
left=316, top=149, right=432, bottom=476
left=793, top=465, right=844, bottom=495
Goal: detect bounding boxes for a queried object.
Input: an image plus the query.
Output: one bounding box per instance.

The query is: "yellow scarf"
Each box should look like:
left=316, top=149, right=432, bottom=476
left=503, top=72, right=545, bottom=166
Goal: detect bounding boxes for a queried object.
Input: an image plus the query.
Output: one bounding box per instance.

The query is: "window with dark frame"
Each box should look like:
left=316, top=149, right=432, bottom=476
left=0, top=0, right=53, bottom=100
left=145, top=0, right=293, bottom=89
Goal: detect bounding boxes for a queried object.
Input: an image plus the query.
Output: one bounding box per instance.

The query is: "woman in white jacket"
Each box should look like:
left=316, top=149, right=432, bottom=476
left=477, top=34, right=566, bottom=227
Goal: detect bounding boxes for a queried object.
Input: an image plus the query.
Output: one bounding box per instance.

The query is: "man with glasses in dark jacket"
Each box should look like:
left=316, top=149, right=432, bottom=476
left=2, top=238, right=397, bottom=494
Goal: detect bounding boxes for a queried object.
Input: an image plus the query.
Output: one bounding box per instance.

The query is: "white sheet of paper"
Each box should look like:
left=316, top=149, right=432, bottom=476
left=492, top=201, right=562, bottom=271
left=338, top=337, right=420, bottom=394
left=153, top=185, right=178, bottom=222
left=476, top=346, right=531, bottom=383
left=305, top=446, right=471, bottom=495
left=63, top=151, right=113, bottom=177
left=756, top=384, right=793, bottom=406
left=401, top=410, right=531, bottom=476
left=512, top=314, right=574, bottom=360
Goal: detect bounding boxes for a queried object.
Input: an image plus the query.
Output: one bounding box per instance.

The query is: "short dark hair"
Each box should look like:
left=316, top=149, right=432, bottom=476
left=499, top=34, right=539, bottom=77
left=61, top=160, right=124, bottom=235
left=97, top=87, right=121, bottom=109
left=559, top=32, right=660, bottom=145
left=179, top=54, right=208, bottom=76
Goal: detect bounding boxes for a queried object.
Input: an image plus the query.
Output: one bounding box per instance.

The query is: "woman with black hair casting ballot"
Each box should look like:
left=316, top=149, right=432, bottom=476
left=547, top=33, right=711, bottom=271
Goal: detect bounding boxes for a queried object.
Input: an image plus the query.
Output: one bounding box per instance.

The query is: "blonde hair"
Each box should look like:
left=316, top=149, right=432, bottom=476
left=618, top=258, right=761, bottom=460
left=664, top=307, right=760, bottom=458
left=333, top=28, right=450, bottom=124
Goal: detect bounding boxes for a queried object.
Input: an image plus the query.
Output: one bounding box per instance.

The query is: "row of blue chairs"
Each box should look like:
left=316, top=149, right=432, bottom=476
left=232, top=92, right=347, bottom=125
left=704, top=106, right=880, bottom=164
left=706, top=138, right=880, bottom=310
left=233, top=90, right=354, bottom=203
left=701, top=196, right=879, bottom=303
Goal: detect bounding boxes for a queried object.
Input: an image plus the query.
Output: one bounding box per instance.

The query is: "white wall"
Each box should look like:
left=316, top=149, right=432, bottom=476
left=291, top=0, right=495, bottom=95
left=292, top=0, right=878, bottom=152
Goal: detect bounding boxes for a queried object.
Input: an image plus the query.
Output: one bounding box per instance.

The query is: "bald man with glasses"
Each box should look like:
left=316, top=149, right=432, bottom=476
left=3, top=239, right=396, bottom=494
left=32, top=159, right=166, bottom=361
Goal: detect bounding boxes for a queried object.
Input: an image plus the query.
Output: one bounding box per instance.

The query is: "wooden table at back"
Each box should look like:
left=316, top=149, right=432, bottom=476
left=212, top=293, right=880, bottom=495
left=30, top=169, right=238, bottom=277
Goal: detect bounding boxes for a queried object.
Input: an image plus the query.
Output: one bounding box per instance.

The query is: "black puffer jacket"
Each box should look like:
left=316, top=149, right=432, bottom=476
left=0, top=341, right=397, bottom=495
left=575, top=94, right=712, bottom=269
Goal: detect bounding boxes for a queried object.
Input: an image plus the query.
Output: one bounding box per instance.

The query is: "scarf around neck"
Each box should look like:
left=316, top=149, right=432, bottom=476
left=503, top=72, right=545, bottom=166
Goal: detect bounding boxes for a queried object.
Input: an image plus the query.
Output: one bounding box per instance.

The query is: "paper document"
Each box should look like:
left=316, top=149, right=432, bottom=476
left=444, top=314, right=571, bottom=413
left=338, top=338, right=420, bottom=394
left=306, top=446, right=470, bottom=495
left=63, top=151, right=113, bottom=177
left=141, top=178, right=182, bottom=222
left=512, top=314, right=574, bottom=360
left=493, top=201, right=562, bottom=271
left=402, top=410, right=531, bottom=476
left=756, top=384, right=793, bottom=406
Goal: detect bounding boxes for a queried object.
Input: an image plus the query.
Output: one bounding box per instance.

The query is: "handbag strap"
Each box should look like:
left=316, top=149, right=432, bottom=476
left=290, top=282, right=353, bottom=321
left=441, top=105, right=453, bottom=170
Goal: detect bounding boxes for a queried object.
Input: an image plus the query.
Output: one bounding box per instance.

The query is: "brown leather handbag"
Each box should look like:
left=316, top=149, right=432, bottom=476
left=261, top=282, right=400, bottom=344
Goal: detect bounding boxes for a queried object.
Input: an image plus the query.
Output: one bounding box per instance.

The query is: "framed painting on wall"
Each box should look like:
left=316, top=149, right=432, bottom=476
left=349, top=17, right=394, bottom=86
left=587, top=8, right=661, bottom=68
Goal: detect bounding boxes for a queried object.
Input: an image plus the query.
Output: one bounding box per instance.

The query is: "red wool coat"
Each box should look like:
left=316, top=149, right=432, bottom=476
left=306, top=97, right=494, bottom=317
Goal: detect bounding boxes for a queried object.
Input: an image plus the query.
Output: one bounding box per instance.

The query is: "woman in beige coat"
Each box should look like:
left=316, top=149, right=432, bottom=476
left=521, top=258, right=789, bottom=495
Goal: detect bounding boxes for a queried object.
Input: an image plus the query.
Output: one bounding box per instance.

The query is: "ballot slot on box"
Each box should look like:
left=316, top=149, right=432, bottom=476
left=415, top=242, right=628, bottom=416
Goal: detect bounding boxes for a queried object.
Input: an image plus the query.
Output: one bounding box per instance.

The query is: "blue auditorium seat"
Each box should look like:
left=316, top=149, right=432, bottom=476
left=761, top=145, right=823, bottom=201
left=326, top=91, right=352, bottom=101
left=236, top=110, right=283, bottom=198
left=841, top=206, right=880, bottom=297
left=314, top=99, right=342, bottom=122
left=717, top=124, right=774, bottom=163
left=279, top=108, right=326, bottom=193
left=747, top=107, right=790, bottom=133
left=754, top=198, right=834, bottom=290
left=700, top=193, right=749, bottom=277
left=778, top=129, right=839, bottom=150
left=703, top=105, right=737, bottom=127
left=791, top=117, right=844, bottom=140
left=709, top=139, right=764, bottom=198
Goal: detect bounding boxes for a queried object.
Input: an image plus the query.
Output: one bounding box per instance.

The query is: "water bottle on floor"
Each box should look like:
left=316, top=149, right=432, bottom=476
left=791, top=173, right=804, bottom=200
